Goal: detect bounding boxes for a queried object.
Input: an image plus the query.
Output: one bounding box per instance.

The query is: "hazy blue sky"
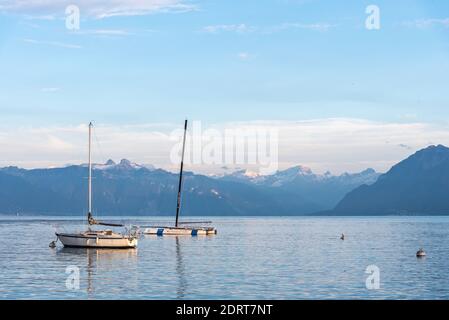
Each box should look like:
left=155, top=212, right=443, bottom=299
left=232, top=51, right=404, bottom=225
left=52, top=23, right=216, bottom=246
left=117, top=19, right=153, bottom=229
left=0, top=0, right=448, bottom=173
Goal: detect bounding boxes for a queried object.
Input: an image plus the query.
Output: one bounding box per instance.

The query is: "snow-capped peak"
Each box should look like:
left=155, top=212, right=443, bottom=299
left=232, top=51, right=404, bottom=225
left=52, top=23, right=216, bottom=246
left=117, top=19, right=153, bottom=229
left=105, top=159, right=116, bottom=166
left=276, top=165, right=314, bottom=177
left=243, top=170, right=260, bottom=178
left=226, top=169, right=260, bottom=179
left=92, top=159, right=154, bottom=171
left=116, top=159, right=143, bottom=169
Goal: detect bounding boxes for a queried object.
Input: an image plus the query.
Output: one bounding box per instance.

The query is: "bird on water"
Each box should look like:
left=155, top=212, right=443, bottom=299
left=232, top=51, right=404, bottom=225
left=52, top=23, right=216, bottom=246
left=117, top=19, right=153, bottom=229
left=416, top=248, right=426, bottom=258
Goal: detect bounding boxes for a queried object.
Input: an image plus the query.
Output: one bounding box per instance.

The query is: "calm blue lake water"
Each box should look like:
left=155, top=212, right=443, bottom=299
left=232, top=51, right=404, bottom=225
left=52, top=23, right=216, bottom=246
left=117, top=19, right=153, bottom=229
left=1, top=216, right=449, bottom=300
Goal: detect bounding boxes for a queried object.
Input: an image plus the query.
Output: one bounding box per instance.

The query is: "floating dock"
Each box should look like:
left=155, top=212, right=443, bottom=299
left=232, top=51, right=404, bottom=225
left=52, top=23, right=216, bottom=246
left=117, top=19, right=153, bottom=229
left=143, top=226, right=217, bottom=236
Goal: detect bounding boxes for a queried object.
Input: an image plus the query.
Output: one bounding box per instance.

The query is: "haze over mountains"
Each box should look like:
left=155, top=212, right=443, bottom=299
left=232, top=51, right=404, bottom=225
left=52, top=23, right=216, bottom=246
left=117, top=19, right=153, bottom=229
left=1, top=145, right=449, bottom=216
left=0, top=159, right=379, bottom=216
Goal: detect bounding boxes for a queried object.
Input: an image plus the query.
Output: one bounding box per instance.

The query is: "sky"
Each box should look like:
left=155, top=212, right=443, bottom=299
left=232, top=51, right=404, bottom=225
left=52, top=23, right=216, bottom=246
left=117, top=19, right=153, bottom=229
left=0, top=0, right=449, bottom=174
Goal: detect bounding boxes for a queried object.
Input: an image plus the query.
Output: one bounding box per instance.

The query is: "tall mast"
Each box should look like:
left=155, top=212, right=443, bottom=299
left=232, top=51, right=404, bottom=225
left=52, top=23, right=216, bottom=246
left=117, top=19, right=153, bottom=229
left=88, top=122, right=93, bottom=221
left=175, top=119, right=188, bottom=227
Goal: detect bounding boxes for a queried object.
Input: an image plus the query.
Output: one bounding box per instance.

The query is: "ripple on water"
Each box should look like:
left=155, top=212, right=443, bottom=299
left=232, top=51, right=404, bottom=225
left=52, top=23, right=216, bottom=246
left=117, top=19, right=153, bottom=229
left=1, top=216, right=449, bottom=299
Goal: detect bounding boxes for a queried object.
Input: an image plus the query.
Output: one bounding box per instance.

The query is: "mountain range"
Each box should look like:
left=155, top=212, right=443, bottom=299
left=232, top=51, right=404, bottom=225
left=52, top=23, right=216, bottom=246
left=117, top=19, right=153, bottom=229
left=0, top=159, right=379, bottom=216
left=326, top=145, right=449, bottom=215
left=2, top=144, right=449, bottom=216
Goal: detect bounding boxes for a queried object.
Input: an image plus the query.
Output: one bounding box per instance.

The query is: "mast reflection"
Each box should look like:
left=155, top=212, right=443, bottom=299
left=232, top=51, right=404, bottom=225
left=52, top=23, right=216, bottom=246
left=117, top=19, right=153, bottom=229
left=175, top=237, right=187, bottom=299
left=56, top=248, right=138, bottom=297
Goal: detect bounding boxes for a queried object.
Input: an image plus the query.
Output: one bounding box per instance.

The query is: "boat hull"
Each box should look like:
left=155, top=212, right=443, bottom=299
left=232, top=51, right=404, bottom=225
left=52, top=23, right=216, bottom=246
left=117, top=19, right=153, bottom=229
left=143, top=226, right=217, bottom=236
left=56, top=232, right=137, bottom=248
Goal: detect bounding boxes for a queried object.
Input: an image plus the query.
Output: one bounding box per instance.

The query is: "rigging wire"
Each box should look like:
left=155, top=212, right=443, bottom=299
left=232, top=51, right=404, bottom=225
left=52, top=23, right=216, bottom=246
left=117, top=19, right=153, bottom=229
left=92, top=124, right=107, bottom=165
left=91, top=122, right=105, bottom=219
left=91, top=123, right=126, bottom=226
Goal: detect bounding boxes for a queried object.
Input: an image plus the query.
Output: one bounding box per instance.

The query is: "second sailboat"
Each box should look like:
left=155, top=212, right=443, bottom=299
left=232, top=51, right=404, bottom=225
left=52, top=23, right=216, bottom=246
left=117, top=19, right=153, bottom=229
left=143, top=120, right=217, bottom=236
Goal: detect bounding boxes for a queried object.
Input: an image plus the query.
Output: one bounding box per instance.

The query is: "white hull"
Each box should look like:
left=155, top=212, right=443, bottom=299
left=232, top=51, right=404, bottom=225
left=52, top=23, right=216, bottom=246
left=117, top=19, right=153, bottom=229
left=56, top=231, right=137, bottom=248
left=143, top=226, right=217, bottom=236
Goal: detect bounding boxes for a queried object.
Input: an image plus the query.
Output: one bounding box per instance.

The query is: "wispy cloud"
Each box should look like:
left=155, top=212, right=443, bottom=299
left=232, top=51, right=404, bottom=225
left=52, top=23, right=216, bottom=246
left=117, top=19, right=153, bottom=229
left=70, top=29, right=133, bottom=37
left=270, top=22, right=336, bottom=32
left=41, top=87, right=60, bottom=92
left=237, top=52, right=251, bottom=60
left=397, top=143, right=412, bottom=150
left=23, top=38, right=82, bottom=49
left=203, top=24, right=255, bottom=34
left=203, top=22, right=336, bottom=34
left=403, top=18, right=449, bottom=29
left=0, top=0, right=196, bottom=19
left=23, top=14, right=57, bottom=20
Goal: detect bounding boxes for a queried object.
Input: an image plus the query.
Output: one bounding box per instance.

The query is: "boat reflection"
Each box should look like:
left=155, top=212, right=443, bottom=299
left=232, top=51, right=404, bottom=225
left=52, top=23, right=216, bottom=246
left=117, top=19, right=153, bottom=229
left=54, top=236, right=208, bottom=298
left=55, top=247, right=138, bottom=296
left=175, top=237, right=187, bottom=299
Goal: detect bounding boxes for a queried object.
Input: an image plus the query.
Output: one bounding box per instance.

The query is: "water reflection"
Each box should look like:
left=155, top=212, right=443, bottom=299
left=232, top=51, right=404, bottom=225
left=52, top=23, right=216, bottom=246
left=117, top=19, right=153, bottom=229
left=175, top=237, right=187, bottom=299
left=4, top=217, right=449, bottom=299
left=55, top=248, right=138, bottom=296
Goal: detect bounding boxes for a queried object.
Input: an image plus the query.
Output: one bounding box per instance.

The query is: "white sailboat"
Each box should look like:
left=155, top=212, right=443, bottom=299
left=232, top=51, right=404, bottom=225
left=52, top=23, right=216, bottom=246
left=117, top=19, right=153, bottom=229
left=55, top=122, right=138, bottom=248
left=143, top=120, right=217, bottom=236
